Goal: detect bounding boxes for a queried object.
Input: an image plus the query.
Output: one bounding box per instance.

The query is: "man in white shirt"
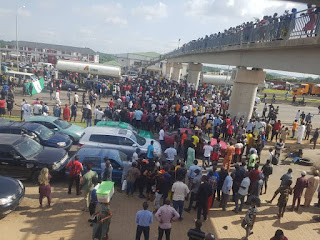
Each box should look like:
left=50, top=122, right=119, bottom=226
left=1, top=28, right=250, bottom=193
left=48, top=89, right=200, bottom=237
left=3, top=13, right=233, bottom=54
left=33, top=103, right=42, bottom=115
left=74, top=92, right=79, bottom=106
left=172, top=178, right=190, bottom=220
left=159, top=128, right=165, bottom=151
left=22, top=101, right=32, bottom=119
left=164, top=146, right=177, bottom=164
left=132, top=148, right=140, bottom=162
left=234, top=173, right=250, bottom=213
left=94, top=107, right=104, bottom=125
left=203, top=142, right=213, bottom=168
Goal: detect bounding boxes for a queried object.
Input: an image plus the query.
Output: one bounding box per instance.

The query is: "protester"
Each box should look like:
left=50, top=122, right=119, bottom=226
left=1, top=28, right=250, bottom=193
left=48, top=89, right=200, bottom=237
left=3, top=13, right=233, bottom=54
left=155, top=199, right=180, bottom=240
left=304, top=170, right=320, bottom=207
left=187, top=220, right=206, bottom=240
left=241, top=197, right=258, bottom=240
left=289, top=171, right=308, bottom=211
left=135, top=202, right=153, bottom=240
left=66, top=156, right=83, bottom=195
left=80, top=164, right=98, bottom=211
left=171, top=175, right=190, bottom=220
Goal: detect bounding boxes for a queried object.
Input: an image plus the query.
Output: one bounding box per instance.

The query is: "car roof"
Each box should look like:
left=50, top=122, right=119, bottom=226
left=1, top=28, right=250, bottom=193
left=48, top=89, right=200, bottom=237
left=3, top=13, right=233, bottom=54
left=0, top=133, right=27, bottom=145
left=84, top=126, right=132, bottom=137
left=27, top=116, right=58, bottom=122
left=77, top=147, right=120, bottom=157
left=0, top=121, right=42, bottom=131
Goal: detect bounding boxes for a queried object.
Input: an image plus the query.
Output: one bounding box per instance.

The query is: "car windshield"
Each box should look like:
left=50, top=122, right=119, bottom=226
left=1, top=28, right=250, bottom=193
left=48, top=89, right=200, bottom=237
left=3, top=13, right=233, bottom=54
left=15, top=138, right=42, bottom=158
left=34, top=125, right=54, bottom=140
left=130, top=132, right=146, bottom=146
left=126, top=123, right=139, bottom=133
left=54, top=119, right=71, bottom=129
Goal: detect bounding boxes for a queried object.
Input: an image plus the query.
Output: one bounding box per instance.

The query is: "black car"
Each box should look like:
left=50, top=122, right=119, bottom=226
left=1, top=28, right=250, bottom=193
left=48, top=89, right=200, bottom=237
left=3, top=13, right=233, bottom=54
left=0, top=134, right=69, bottom=181
left=0, top=175, right=25, bottom=217
left=0, top=121, right=73, bottom=151
left=53, top=79, right=79, bottom=91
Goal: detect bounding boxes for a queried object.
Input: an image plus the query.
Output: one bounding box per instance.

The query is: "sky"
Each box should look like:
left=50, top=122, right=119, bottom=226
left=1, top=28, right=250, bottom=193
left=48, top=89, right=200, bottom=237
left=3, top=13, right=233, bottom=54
left=0, top=0, right=316, bottom=77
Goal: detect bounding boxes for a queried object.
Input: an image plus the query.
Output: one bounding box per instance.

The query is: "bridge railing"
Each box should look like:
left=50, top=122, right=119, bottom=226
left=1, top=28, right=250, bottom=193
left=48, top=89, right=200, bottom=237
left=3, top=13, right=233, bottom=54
left=163, top=7, right=320, bottom=59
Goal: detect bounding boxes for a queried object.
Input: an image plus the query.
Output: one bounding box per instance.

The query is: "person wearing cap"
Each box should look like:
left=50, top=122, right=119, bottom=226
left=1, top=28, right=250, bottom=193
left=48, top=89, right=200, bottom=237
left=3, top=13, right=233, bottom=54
left=241, top=196, right=258, bottom=240
left=187, top=219, right=206, bottom=240
left=135, top=202, right=153, bottom=240
left=304, top=170, right=320, bottom=207
left=289, top=171, right=308, bottom=211
left=132, top=148, right=140, bottom=163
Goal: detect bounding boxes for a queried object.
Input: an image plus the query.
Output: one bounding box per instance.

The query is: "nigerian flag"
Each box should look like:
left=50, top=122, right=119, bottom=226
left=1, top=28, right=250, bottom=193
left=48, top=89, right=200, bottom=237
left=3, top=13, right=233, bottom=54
left=27, top=77, right=44, bottom=95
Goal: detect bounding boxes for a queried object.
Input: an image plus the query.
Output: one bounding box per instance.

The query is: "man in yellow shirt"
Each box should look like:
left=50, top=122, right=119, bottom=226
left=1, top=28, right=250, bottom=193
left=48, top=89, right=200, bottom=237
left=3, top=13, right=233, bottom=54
left=192, top=132, right=200, bottom=154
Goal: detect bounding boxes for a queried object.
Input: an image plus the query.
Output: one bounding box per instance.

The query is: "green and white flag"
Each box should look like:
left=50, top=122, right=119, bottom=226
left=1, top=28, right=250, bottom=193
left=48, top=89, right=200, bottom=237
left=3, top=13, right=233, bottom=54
left=27, top=77, right=44, bottom=95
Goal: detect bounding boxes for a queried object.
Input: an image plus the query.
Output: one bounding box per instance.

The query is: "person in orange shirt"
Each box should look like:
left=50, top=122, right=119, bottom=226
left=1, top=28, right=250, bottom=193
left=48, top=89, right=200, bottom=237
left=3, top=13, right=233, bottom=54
left=291, top=119, right=298, bottom=138
left=176, top=103, right=180, bottom=113
left=223, top=142, right=235, bottom=172
left=63, top=104, right=71, bottom=121
left=181, top=130, right=188, bottom=146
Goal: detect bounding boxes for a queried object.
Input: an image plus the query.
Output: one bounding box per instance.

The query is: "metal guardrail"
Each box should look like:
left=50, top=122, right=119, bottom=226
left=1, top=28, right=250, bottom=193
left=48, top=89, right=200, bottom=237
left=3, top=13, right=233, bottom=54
left=158, top=7, right=320, bottom=60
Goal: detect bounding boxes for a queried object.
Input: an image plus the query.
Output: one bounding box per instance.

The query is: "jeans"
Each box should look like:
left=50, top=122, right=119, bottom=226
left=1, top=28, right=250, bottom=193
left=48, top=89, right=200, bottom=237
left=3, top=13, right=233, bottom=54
left=160, top=140, right=165, bottom=151
left=136, top=225, right=150, bottom=240
left=86, top=119, right=92, bottom=127
left=292, top=130, right=296, bottom=137
left=127, top=181, right=135, bottom=195
left=235, top=193, right=245, bottom=212
left=187, top=192, right=196, bottom=210
left=158, top=227, right=171, bottom=240
left=173, top=200, right=184, bottom=218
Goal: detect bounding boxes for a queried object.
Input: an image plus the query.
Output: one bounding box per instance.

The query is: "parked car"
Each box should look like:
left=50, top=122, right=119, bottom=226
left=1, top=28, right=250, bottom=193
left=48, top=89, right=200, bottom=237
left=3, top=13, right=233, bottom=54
left=0, top=121, right=73, bottom=151
left=96, top=121, right=153, bottom=139
left=78, top=127, right=162, bottom=158
left=0, top=176, right=25, bottom=217
left=272, top=85, right=285, bottom=90
left=26, top=116, right=84, bottom=142
left=69, top=147, right=128, bottom=183
left=53, top=79, right=79, bottom=91
left=164, top=128, right=227, bottom=156
left=0, top=134, right=69, bottom=181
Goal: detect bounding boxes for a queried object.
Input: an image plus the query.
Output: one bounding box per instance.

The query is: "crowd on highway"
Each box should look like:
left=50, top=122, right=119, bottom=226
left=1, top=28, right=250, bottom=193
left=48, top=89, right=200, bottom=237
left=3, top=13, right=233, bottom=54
left=1, top=71, right=320, bottom=240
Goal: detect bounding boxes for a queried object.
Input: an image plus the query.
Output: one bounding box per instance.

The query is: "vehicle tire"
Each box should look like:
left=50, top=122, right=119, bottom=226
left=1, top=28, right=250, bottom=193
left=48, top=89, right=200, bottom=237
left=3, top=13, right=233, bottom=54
left=31, top=170, right=41, bottom=183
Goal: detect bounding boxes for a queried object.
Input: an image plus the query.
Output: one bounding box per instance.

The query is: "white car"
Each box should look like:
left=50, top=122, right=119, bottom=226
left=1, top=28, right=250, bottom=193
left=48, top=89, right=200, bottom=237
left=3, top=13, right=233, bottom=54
left=78, top=127, right=162, bottom=158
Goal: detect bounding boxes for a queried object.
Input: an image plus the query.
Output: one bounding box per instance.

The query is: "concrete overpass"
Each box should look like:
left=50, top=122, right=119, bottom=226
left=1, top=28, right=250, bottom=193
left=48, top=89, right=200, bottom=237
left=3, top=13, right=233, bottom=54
left=158, top=7, right=320, bottom=122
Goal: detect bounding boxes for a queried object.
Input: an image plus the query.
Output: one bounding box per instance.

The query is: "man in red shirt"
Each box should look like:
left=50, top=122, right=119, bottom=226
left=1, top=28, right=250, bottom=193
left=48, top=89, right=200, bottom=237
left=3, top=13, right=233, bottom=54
left=271, top=120, right=281, bottom=142
left=109, top=99, right=114, bottom=109
left=66, top=156, right=83, bottom=195
left=0, top=97, right=6, bottom=117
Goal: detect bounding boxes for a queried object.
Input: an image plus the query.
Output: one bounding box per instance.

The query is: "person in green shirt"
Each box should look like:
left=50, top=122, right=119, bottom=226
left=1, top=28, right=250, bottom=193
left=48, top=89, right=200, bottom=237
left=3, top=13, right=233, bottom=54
left=248, top=150, right=258, bottom=171
left=81, top=164, right=98, bottom=211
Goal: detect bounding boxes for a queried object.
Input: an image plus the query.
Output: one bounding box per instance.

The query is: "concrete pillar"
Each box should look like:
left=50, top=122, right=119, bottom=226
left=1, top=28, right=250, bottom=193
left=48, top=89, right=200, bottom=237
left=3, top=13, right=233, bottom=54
left=165, top=63, right=173, bottom=79
left=171, top=63, right=183, bottom=82
left=228, top=67, right=266, bottom=123
left=187, top=63, right=203, bottom=90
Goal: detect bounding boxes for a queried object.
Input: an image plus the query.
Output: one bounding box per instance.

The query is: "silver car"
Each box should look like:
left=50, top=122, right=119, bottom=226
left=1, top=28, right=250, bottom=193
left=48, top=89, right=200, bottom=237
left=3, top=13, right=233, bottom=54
left=78, top=127, right=162, bottom=158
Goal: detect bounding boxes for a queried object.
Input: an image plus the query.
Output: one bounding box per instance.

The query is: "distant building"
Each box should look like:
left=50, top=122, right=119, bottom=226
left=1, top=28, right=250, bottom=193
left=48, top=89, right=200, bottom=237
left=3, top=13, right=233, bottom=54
left=114, top=52, right=163, bottom=74
left=0, top=41, right=99, bottom=64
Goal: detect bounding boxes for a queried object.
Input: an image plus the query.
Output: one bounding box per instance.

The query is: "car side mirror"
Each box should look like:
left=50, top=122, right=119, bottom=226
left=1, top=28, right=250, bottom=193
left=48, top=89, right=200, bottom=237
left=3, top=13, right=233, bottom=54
left=13, top=155, right=22, bottom=161
left=53, top=128, right=58, bottom=131
left=132, top=143, right=137, bottom=147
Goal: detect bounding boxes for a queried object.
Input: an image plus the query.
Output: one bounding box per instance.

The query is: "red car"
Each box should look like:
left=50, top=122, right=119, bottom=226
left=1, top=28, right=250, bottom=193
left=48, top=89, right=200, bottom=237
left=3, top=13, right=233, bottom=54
left=164, top=128, right=227, bottom=156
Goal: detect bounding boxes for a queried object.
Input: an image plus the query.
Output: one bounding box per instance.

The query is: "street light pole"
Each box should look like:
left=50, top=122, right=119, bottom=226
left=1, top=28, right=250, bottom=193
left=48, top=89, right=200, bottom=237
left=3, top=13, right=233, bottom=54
left=16, top=3, right=19, bottom=72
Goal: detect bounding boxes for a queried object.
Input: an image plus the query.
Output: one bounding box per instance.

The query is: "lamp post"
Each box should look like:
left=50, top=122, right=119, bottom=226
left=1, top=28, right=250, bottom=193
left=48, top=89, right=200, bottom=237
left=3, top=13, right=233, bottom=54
left=16, top=4, right=25, bottom=72
left=178, top=39, right=181, bottom=49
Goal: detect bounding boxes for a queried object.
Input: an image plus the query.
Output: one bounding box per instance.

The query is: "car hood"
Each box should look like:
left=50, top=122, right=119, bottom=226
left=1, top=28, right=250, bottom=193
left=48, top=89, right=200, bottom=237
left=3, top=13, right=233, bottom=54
left=65, top=124, right=84, bottom=136
left=0, top=176, right=22, bottom=197
left=33, top=147, right=66, bottom=164
left=48, top=132, right=71, bottom=144
left=138, top=130, right=153, bottom=139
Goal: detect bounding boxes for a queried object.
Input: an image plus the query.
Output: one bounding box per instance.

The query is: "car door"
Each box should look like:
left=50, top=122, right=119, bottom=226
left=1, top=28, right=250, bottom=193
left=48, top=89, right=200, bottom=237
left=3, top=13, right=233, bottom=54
left=0, top=145, right=29, bottom=178
left=118, top=137, right=135, bottom=156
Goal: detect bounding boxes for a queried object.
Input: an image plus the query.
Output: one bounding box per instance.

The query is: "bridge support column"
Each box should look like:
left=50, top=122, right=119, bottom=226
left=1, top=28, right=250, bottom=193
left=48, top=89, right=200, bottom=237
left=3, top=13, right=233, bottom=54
left=228, top=67, right=266, bottom=123
left=171, top=63, right=183, bottom=82
left=165, top=63, right=173, bottom=79
left=187, top=63, right=202, bottom=90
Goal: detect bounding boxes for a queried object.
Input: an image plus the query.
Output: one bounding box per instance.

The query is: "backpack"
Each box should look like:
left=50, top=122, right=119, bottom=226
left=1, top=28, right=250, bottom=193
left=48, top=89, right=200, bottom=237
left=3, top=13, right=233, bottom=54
left=272, top=155, right=278, bottom=165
